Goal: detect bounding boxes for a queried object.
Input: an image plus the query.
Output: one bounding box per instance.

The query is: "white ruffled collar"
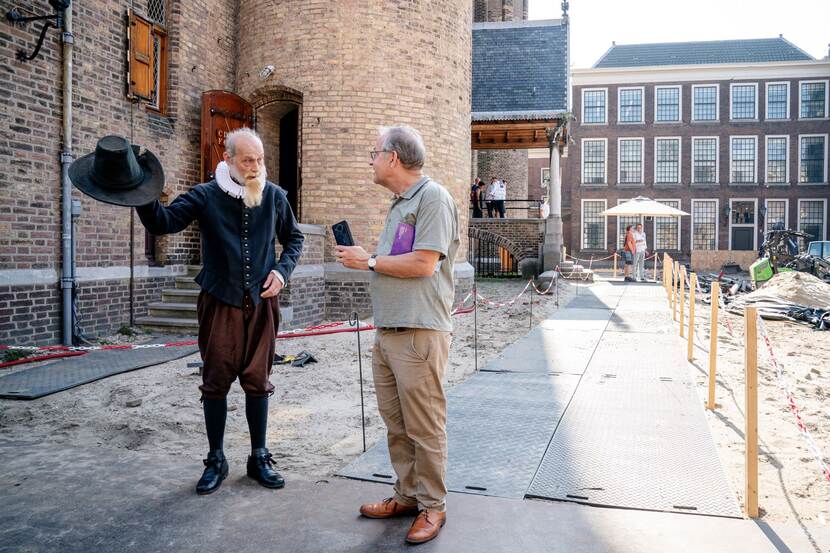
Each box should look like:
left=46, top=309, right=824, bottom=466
left=215, top=161, right=245, bottom=199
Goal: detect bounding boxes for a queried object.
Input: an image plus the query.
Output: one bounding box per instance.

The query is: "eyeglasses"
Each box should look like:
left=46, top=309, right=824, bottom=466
left=369, top=149, right=392, bottom=161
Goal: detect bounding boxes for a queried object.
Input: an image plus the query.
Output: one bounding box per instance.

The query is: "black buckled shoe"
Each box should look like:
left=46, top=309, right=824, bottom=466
left=196, top=450, right=229, bottom=495
left=247, top=448, right=285, bottom=489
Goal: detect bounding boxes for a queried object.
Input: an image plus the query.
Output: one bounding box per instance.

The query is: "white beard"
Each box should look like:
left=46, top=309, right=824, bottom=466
left=230, top=164, right=267, bottom=208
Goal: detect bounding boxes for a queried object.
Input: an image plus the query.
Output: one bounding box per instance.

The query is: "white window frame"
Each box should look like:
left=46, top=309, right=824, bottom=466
left=690, top=198, right=719, bottom=251
left=729, top=135, right=758, bottom=185
left=616, top=198, right=645, bottom=250
left=581, top=199, right=608, bottom=250
left=765, top=81, right=790, bottom=120
left=653, top=198, right=682, bottom=251
left=764, top=135, right=790, bottom=186
left=581, top=138, right=608, bottom=185
left=691, top=136, right=719, bottom=185
left=653, top=137, right=682, bottom=185
left=581, top=87, right=608, bottom=125
left=798, top=79, right=829, bottom=120
left=541, top=167, right=551, bottom=188
left=797, top=133, right=829, bottom=185
left=617, top=86, right=644, bottom=124
left=764, top=198, right=789, bottom=234
left=654, top=85, right=682, bottom=123
left=730, top=83, right=759, bottom=121
left=616, top=137, right=644, bottom=186
left=728, top=197, right=758, bottom=251
left=797, top=199, right=828, bottom=242
left=691, top=83, right=719, bottom=122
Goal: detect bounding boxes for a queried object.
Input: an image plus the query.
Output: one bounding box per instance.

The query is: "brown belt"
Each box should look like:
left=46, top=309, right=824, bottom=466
left=378, top=327, right=413, bottom=333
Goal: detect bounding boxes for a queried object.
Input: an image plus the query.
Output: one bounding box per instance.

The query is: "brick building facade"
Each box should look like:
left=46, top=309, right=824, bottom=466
left=0, top=0, right=473, bottom=345
left=564, top=39, right=830, bottom=262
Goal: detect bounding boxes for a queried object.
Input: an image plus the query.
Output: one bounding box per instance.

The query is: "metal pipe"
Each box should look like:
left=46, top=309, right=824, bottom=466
left=60, top=6, right=74, bottom=345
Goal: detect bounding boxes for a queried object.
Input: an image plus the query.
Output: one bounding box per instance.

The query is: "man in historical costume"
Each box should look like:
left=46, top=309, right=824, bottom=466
left=134, top=128, right=304, bottom=494
left=336, top=125, right=459, bottom=545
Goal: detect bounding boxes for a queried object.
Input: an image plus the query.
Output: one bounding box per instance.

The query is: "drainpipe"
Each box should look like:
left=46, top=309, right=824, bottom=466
left=60, top=7, right=74, bottom=345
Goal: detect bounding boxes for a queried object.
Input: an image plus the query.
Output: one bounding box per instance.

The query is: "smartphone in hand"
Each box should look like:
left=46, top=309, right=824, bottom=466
left=332, top=220, right=354, bottom=247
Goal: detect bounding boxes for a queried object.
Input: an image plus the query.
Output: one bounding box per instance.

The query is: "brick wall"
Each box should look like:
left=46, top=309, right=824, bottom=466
left=476, top=150, right=530, bottom=217
left=468, top=218, right=543, bottom=259
left=474, top=0, right=527, bottom=22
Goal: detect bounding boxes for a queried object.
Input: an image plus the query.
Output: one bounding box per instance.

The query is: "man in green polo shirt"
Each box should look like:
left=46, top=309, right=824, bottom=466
left=335, top=125, right=459, bottom=545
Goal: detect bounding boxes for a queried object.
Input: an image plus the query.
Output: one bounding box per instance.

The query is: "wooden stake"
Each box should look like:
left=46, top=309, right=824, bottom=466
left=687, top=273, right=696, bottom=361
left=679, top=266, right=686, bottom=336
left=653, top=253, right=658, bottom=282
left=673, top=261, right=680, bottom=320
left=707, top=281, right=720, bottom=410
left=613, top=252, right=618, bottom=278
left=744, top=306, right=759, bottom=518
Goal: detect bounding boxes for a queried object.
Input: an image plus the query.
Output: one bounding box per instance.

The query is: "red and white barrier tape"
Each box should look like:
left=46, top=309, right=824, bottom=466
left=476, top=279, right=533, bottom=308
left=756, top=315, right=830, bottom=483
left=565, top=252, right=615, bottom=264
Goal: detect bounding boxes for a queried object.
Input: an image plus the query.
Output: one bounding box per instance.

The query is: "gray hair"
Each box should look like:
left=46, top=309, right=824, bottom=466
left=379, top=125, right=426, bottom=169
left=224, top=127, right=263, bottom=157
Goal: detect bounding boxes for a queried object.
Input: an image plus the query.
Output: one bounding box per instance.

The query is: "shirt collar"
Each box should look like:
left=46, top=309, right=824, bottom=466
left=215, top=161, right=245, bottom=199
left=398, top=176, right=430, bottom=200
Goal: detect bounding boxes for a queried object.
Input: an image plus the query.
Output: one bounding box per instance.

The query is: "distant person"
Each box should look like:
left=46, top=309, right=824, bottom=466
left=492, top=178, right=506, bottom=218
left=622, top=225, right=635, bottom=282
left=485, top=178, right=497, bottom=217
left=470, top=177, right=483, bottom=218
left=633, top=223, right=647, bottom=282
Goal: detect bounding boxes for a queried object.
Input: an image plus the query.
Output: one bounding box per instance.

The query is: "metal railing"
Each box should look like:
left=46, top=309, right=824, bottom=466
left=469, top=199, right=542, bottom=219
left=467, top=227, right=520, bottom=278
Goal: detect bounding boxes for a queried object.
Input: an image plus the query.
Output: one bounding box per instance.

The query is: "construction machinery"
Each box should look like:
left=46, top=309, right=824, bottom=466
left=751, top=227, right=830, bottom=287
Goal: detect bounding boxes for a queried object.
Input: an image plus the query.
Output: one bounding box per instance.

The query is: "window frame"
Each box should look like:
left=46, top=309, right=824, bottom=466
left=798, top=79, right=829, bottom=120
left=691, top=136, right=719, bottom=185
left=581, top=199, right=608, bottom=250
left=616, top=137, right=644, bottom=186
left=797, top=198, right=828, bottom=243
left=653, top=136, right=682, bottom=185
left=581, top=138, right=608, bottom=186
left=764, top=198, right=789, bottom=234
left=691, top=84, right=719, bottom=122
left=728, top=197, right=758, bottom=251
left=617, top=86, right=645, bottom=124
left=127, top=8, right=169, bottom=115
left=729, top=135, right=758, bottom=185
left=764, top=81, right=790, bottom=120
left=654, top=85, right=682, bottom=123
left=690, top=198, right=719, bottom=251
left=730, top=82, right=759, bottom=121
left=797, top=133, right=829, bottom=185
left=581, top=87, right=608, bottom=125
left=764, top=135, right=790, bottom=186
left=653, top=198, right=682, bottom=251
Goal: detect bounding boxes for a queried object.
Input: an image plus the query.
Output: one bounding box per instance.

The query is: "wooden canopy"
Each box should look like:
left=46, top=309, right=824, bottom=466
left=471, top=119, right=566, bottom=150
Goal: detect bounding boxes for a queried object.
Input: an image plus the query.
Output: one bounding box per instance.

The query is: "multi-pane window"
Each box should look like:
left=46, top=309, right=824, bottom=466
left=655, top=87, right=681, bottom=122
left=692, top=200, right=717, bottom=250
left=582, top=200, right=606, bottom=250
left=618, top=88, right=643, bottom=123
left=800, top=81, right=827, bottom=119
left=582, top=139, right=606, bottom=184
left=692, top=137, right=718, bottom=184
left=730, top=137, right=757, bottom=184
left=799, top=135, right=827, bottom=183
left=654, top=200, right=680, bottom=250
left=731, top=84, right=757, bottom=120
left=128, top=3, right=168, bottom=114
left=799, top=200, right=826, bottom=244
left=765, top=137, right=788, bottom=184
left=765, top=200, right=787, bottom=233
left=655, top=138, right=680, bottom=184
left=766, top=83, right=788, bottom=120
left=693, top=85, right=718, bottom=121
left=618, top=139, right=643, bottom=184
left=583, top=89, right=607, bottom=124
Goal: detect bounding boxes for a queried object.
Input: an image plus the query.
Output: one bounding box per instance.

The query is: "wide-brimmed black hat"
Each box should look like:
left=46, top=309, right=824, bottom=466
left=69, top=135, right=164, bottom=207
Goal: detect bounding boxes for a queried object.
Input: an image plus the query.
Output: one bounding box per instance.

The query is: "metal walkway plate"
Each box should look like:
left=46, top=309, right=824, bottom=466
left=337, top=371, right=580, bottom=498
left=481, top=327, right=604, bottom=375
left=0, top=341, right=199, bottom=399
left=526, top=373, right=741, bottom=517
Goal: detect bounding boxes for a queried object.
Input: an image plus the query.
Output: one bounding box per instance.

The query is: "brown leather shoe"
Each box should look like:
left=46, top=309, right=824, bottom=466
left=405, top=509, right=446, bottom=544
left=359, top=497, right=419, bottom=519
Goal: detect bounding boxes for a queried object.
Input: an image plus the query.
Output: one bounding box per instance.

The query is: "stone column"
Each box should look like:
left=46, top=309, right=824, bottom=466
left=542, top=143, right=563, bottom=271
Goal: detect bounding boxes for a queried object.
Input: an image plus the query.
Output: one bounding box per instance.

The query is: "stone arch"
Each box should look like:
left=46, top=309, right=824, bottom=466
left=468, top=227, right=526, bottom=261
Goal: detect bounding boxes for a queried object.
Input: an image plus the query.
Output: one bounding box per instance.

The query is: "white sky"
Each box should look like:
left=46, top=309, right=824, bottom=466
left=529, top=0, right=830, bottom=68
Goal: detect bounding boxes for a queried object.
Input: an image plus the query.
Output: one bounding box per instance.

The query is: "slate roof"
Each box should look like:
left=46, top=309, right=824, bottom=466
left=472, top=20, right=569, bottom=118
left=593, top=37, right=814, bottom=68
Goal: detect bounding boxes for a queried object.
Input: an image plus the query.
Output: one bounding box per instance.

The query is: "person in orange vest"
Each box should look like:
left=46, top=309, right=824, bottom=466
left=623, top=225, right=636, bottom=282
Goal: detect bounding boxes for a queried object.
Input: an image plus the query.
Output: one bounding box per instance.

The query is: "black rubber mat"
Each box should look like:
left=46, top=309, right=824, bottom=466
left=0, top=340, right=199, bottom=400
left=526, top=373, right=741, bottom=517
left=481, top=327, right=604, bottom=375
left=337, top=371, right=580, bottom=498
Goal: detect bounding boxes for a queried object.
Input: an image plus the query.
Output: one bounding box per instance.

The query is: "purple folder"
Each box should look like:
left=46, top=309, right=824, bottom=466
left=390, top=223, right=415, bottom=255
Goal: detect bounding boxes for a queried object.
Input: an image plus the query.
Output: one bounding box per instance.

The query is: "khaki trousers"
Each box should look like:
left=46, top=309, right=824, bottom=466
left=372, top=328, right=451, bottom=512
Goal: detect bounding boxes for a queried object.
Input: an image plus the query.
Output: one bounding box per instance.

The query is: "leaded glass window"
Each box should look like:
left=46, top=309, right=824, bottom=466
left=618, top=139, right=642, bottom=184
left=655, top=138, right=680, bottom=184
left=731, top=84, right=757, bottom=120
left=582, top=139, right=606, bottom=184
left=766, top=83, right=788, bottom=120
left=656, top=87, right=680, bottom=122
left=800, top=82, right=827, bottom=119
left=800, top=136, right=826, bottom=183
left=766, top=137, right=788, bottom=184
left=799, top=200, right=826, bottom=244
left=692, top=138, right=717, bottom=184
left=730, top=137, right=756, bottom=183
left=582, top=200, right=606, bottom=250
left=693, top=85, right=717, bottom=121
left=765, top=200, right=787, bottom=234
left=692, top=200, right=717, bottom=250
left=147, top=0, right=166, bottom=24
left=583, top=90, right=606, bottom=124
left=619, top=88, right=643, bottom=123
